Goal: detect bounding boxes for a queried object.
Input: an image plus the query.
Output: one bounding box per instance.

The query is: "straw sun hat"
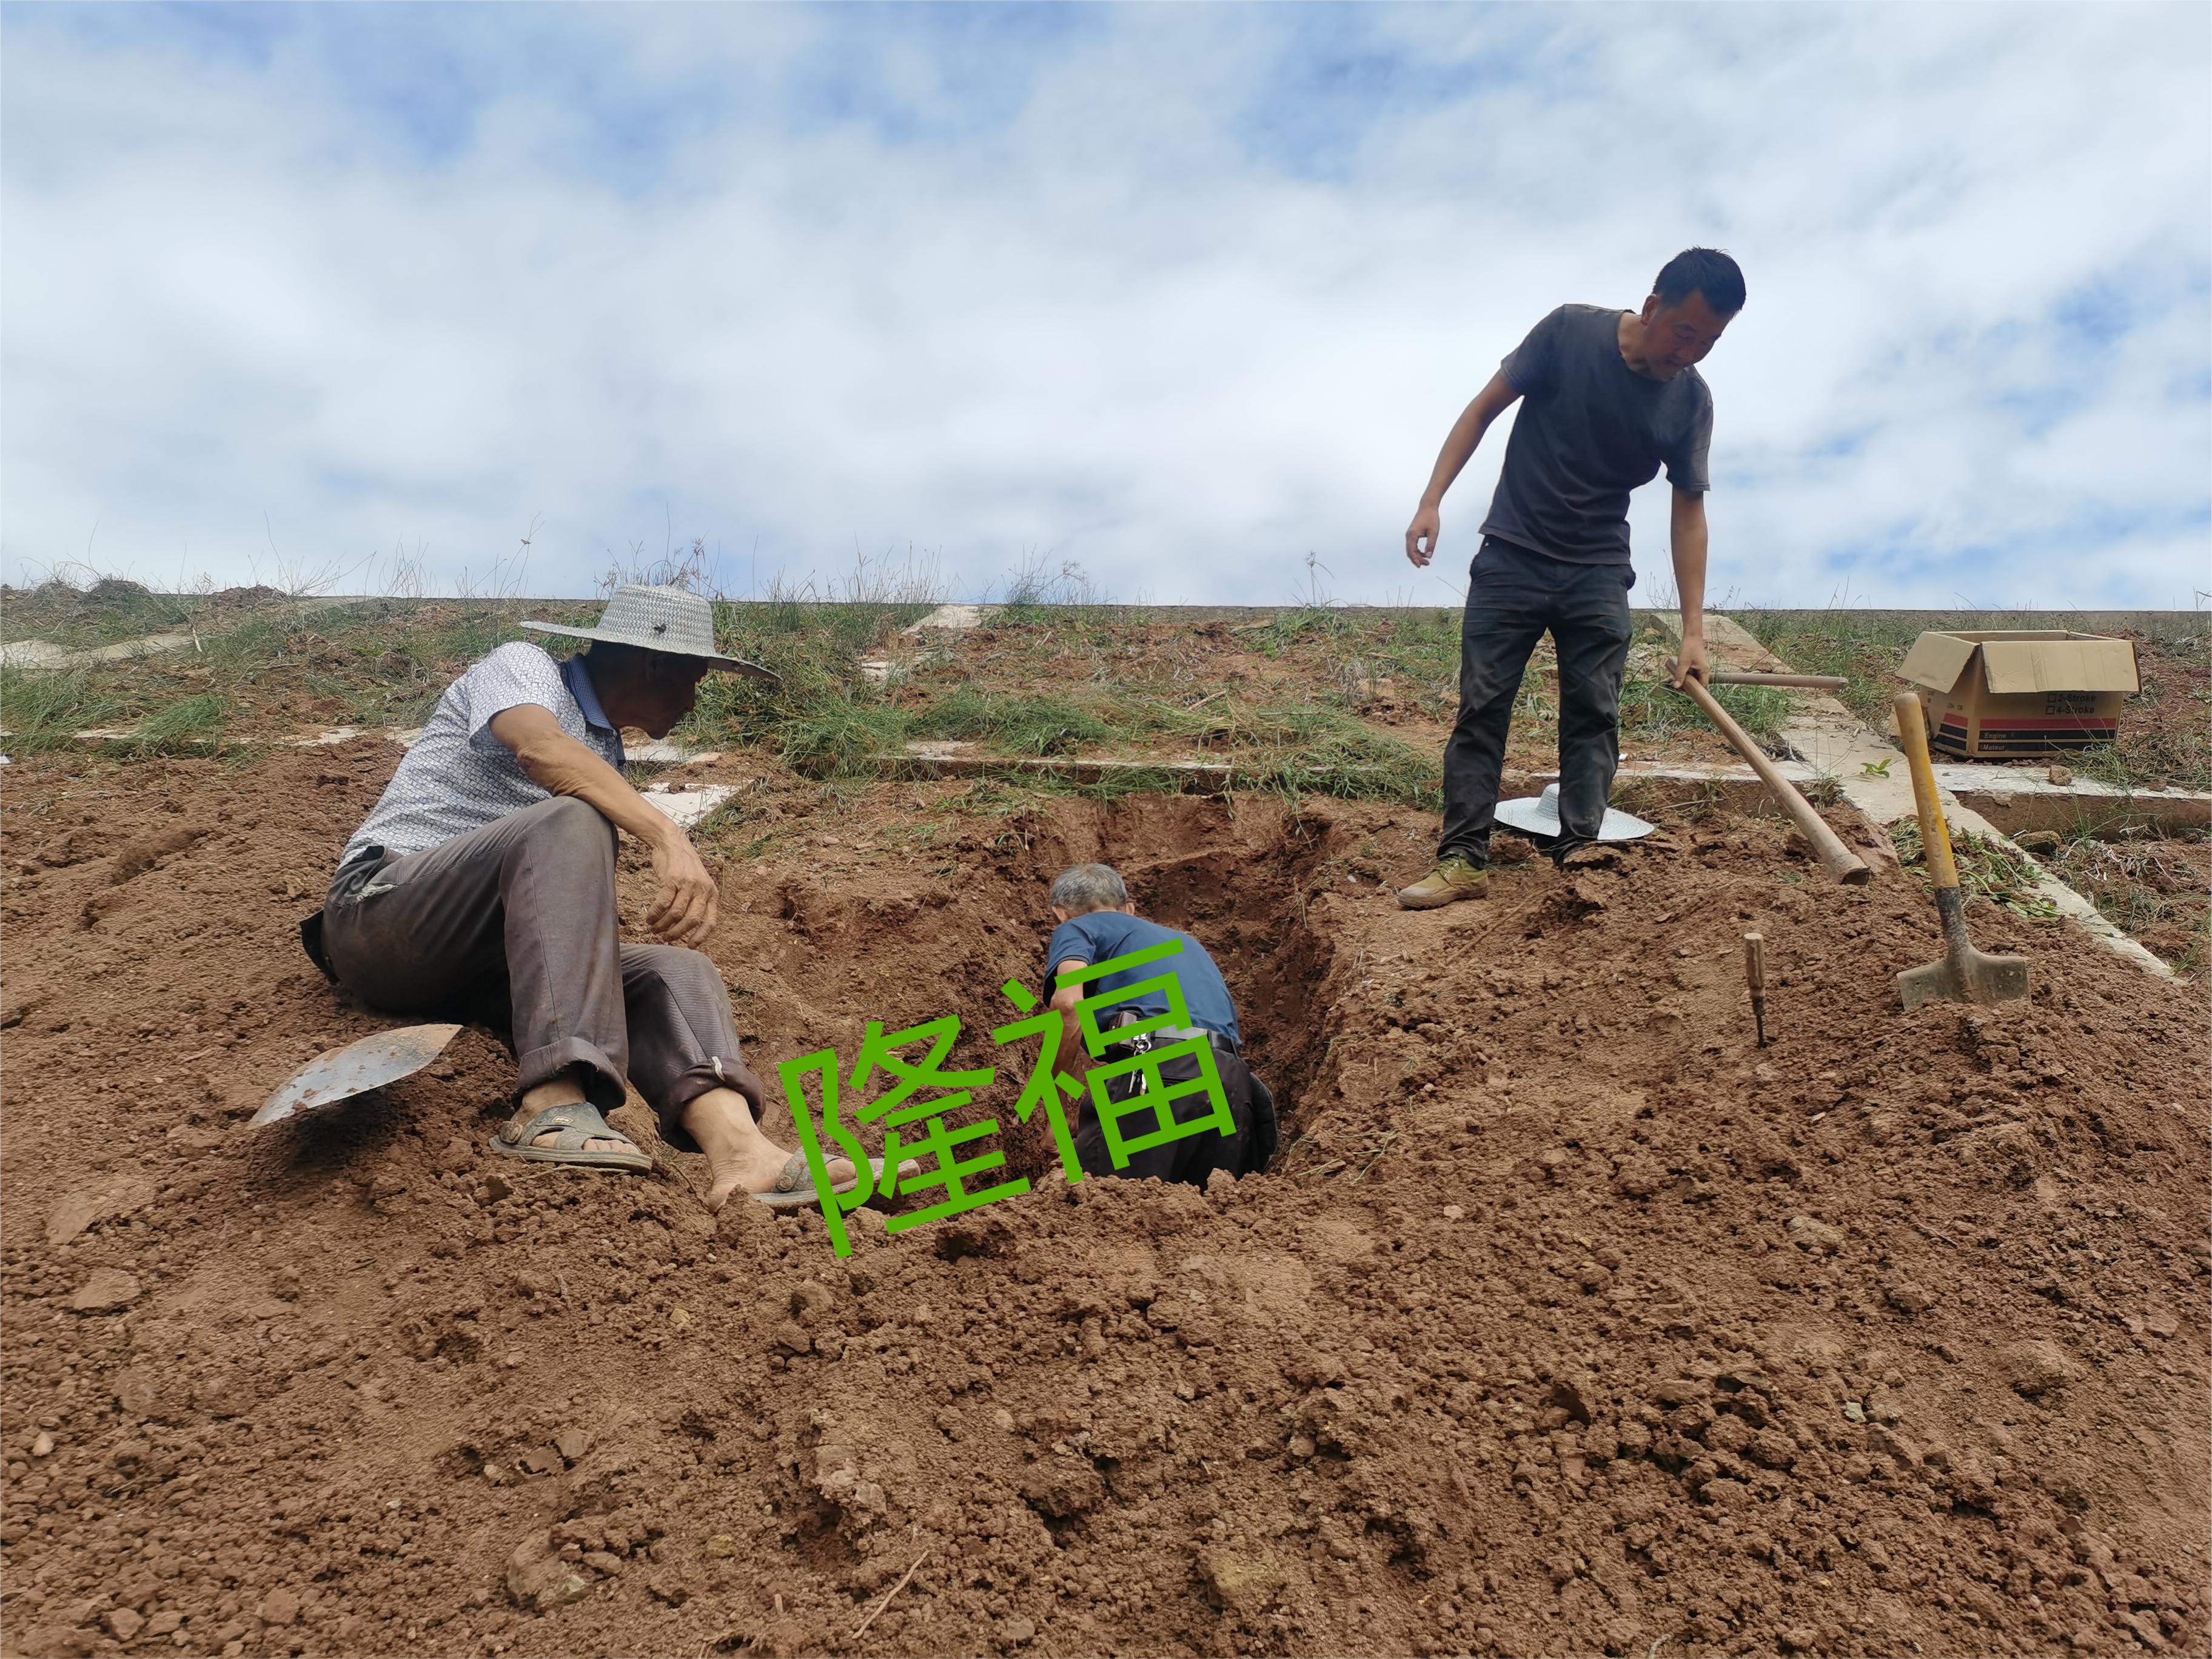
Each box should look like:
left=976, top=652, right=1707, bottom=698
left=521, top=584, right=777, bottom=682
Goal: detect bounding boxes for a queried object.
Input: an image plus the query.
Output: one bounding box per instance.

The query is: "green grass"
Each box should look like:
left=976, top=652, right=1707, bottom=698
left=675, top=589, right=945, bottom=760
left=2070, top=638, right=2211, bottom=792
left=0, top=580, right=1776, bottom=813
left=773, top=698, right=913, bottom=778
left=0, top=666, right=124, bottom=752
left=910, top=688, right=1113, bottom=756
left=0, top=578, right=194, bottom=648
left=1242, top=605, right=1791, bottom=752
left=127, top=692, right=228, bottom=756
left=0, top=663, right=231, bottom=758
left=1245, top=607, right=1461, bottom=720
left=1617, top=672, right=1791, bottom=751
left=1202, top=702, right=1438, bottom=806
left=1890, top=820, right=2057, bottom=919
left=2032, top=825, right=2211, bottom=976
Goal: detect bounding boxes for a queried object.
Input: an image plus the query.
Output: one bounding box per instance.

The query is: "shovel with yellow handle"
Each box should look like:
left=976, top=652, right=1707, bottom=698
left=1892, top=692, right=2030, bottom=1010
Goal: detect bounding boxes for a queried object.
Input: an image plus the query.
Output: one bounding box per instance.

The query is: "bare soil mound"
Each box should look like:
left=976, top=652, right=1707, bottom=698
left=2, top=742, right=2206, bottom=1659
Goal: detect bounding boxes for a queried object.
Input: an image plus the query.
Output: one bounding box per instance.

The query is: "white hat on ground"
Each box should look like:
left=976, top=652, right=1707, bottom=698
left=1494, top=783, right=1654, bottom=842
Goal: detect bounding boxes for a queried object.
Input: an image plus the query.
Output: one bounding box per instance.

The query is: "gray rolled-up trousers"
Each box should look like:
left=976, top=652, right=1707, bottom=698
left=319, top=796, right=764, bottom=1152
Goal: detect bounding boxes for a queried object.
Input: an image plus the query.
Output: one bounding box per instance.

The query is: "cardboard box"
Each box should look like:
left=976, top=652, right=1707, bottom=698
left=1897, top=630, right=2139, bottom=758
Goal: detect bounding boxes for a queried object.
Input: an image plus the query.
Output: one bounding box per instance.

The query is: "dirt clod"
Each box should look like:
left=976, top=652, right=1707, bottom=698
left=1199, top=1544, right=1287, bottom=1615
left=65, top=1269, right=141, bottom=1312
left=101, top=1608, right=144, bottom=1643
left=507, top=1531, right=591, bottom=1611
left=1882, top=1276, right=1936, bottom=1313
left=44, top=1176, right=153, bottom=1246
left=1019, top=1460, right=1104, bottom=1518
left=2005, top=1339, right=2085, bottom=1397
left=1786, top=1214, right=1844, bottom=1254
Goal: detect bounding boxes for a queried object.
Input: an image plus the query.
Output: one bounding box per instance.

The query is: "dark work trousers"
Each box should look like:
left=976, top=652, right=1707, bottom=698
left=1439, top=537, right=1635, bottom=865
left=318, top=797, right=765, bottom=1152
left=1074, top=1044, right=1276, bottom=1187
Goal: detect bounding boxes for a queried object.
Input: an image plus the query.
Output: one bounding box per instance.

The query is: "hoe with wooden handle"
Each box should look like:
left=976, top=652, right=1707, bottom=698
left=1892, top=692, right=2029, bottom=1010
left=1706, top=671, right=1848, bottom=690
left=1671, top=664, right=1870, bottom=884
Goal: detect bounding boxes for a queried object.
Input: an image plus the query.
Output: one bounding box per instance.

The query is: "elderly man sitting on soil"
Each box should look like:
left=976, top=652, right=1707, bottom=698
left=303, top=585, right=856, bottom=1209
left=1042, top=863, right=1278, bottom=1185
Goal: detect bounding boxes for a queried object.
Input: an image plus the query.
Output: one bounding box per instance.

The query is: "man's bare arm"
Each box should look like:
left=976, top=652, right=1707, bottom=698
left=1669, top=486, right=1711, bottom=689
left=1048, top=962, right=1090, bottom=1082
left=1404, top=372, right=1524, bottom=568
left=488, top=703, right=720, bottom=947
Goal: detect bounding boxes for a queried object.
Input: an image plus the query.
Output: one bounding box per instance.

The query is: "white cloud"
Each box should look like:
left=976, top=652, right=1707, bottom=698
left=2, top=5, right=2205, bottom=607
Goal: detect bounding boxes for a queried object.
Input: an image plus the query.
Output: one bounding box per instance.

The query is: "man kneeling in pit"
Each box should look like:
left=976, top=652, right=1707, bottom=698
left=1041, top=863, right=1278, bottom=1185
left=302, top=585, right=868, bottom=1210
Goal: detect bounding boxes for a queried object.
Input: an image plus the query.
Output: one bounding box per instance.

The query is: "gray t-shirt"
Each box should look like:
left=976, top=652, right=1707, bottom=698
left=1478, top=303, right=1714, bottom=566
left=340, top=642, right=624, bottom=865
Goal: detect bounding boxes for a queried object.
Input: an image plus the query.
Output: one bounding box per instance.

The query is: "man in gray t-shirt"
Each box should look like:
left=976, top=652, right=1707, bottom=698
left=1396, top=249, right=1744, bottom=907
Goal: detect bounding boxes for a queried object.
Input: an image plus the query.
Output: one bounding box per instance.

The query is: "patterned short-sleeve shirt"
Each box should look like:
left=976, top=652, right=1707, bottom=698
left=341, top=642, right=626, bottom=865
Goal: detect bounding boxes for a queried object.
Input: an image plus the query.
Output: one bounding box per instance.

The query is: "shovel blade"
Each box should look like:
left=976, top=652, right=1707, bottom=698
left=1897, top=958, right=1959, bottom=1010
left=1897, top=948, right=2030, bottom=1010
left=1966, top=949, right=2032, bottom=1004
left=251, top=1023, right=464, bottom=1127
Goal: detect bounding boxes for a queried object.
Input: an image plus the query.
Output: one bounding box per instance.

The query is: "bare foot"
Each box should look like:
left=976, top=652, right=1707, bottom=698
left=700, top=1144, right=858, bottom=1212
left=683, top=1085, right=854, bottom=1212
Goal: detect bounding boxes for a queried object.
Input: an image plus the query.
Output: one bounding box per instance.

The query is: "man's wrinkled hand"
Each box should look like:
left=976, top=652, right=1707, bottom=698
left=1404, top=504, right=1441, bottom=568
left=646, top=832, right=720, bottom=947
left=1671, top=635, right=1711, bottom=690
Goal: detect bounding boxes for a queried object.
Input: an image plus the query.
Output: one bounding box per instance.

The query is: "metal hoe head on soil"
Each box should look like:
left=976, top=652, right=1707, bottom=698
left=250, top=1023, right=464, bottom=1128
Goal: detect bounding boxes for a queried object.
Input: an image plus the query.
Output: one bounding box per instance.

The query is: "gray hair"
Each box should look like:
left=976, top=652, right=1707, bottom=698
left=1050, top=863, right=1128, bottom=914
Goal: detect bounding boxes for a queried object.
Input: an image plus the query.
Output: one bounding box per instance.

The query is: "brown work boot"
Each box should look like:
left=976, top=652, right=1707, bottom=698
left=1396, top=857, right=1487, bottom=910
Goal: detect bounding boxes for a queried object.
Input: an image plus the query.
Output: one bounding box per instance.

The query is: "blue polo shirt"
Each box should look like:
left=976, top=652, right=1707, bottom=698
left=1043, top=912, right=1240, bottom=1045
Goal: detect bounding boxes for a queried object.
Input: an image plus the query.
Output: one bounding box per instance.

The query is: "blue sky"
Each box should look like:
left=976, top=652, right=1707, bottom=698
left=4, top=3, right=2207, bottom=607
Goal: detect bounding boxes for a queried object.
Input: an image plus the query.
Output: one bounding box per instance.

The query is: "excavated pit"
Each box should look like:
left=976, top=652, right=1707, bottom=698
left=2, top=738, right=2208, bottom=1659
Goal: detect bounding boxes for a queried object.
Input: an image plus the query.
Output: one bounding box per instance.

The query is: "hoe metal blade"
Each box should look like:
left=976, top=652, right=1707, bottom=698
left=251, top=1023, right=463, bottom=1128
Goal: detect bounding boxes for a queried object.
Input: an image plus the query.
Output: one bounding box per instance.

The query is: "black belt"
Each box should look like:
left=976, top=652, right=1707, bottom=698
left=1100, top=1024, right=1241, bottom=1064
